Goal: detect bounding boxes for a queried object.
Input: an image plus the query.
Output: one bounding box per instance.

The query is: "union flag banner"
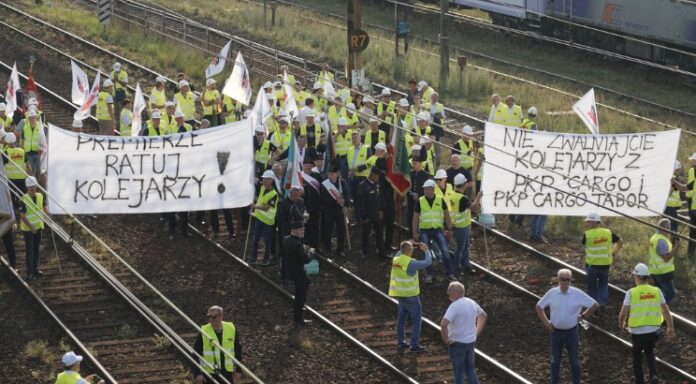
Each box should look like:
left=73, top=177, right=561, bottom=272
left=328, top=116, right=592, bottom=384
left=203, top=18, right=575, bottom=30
left=572, top=88, right=599, bottom=135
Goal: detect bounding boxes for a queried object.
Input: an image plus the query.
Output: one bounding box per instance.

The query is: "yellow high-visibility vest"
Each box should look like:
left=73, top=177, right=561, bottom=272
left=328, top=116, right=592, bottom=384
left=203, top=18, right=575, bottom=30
left=300, top=124, right=322, bottom=147
left=649, top=233, right=674, bottom=275
left=388, top=253, right=420, bottom=297
left=253, top=186, right=278, bottom=225
left=20, top=192, right=44, bottom=232
left=377, top=100, right=396, bottom=125
left=456, top=138, right=474, bottom=169
left=55, top=371, right=81, bottom=384
left=110, top=70, right=129, bottom=94
left=493, top=104, right=522, bottom=126
left=584, top=227, right=614, bottom=266
left=434, top=183, right=454, bottom=207
left=335, top=130, right=353, bottom=156
left=202, top=89, right=220, bottom=116
left=520, top=118, right=536, bottom=130
left=271, top=130, right=291, bottom=152
left=4, top=147, right=26, bottom=180
left=22, top=123, right=41, bottom=152
left=147, top=121, right=168, bottom=136
left=450, top=191, right=471, bottom=228
left=364, top=130, right=386, bottom=147
left=175, top=91, right=196, bottom=121
left=666, top=176, right=682, bottom=208
left=200, top=322, right=236, bottom=373
left=627, top=284, right=664, bottom=328
left=347, top=145, right=369, bottom=177
left=149, top=88, right=166, bottom=111
left=255, top=140, right=272, bottom=166
left=96, top=91, right=112, bottom=120
left=419, top=196, right=444, bottom=230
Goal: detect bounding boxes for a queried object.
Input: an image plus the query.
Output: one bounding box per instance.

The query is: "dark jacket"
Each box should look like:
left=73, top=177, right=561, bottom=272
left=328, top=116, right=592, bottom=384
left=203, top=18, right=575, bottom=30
left=277, top=197, right=305, bottom=237
left=283, top=234, right=312, bottom=282
left=321, top=177, right=350, bottom=212
left=356, top=178, right=382, bottom=221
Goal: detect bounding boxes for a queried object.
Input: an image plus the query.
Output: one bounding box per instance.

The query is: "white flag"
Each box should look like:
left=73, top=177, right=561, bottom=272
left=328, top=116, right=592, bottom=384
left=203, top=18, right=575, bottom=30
left=5, top=63, right=20, bottom=116
left=205, top=40, right=232, bottom=79
left=73, top=71, right=100, bottom=121
left=323, top=72, right=336, bottom=100
left=572, top=88, right=599, bottom=135
left=222, top=52, right=252, bottom=106
left=250, top=86, right=271, bottom=134
left=131, top=82, right=146, bottom=136
left=71, top=60, right=90, bottom=105
left=282, top=70, right=299, bottom=118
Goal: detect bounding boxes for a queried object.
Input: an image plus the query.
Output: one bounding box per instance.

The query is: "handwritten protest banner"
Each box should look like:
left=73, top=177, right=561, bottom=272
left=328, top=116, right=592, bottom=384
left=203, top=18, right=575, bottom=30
left=47, top=120, right=255, bottom=214
left=481, top=123, right=681, bottom=216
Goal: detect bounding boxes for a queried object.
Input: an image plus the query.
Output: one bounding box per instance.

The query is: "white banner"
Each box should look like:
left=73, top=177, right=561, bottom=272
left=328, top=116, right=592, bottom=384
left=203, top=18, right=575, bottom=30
left=481, top=123, right=681, bottom=216
left=5, top=62, right=20, bottom=116
left=205, top=40, right=231, bottom=79
left=47, top=120, right=255, bottom=214
left=71, top=60, right=90, bottom=105
left=222, top=52, right=252, bottom=106
left=573, top=88, right=599, bottom=135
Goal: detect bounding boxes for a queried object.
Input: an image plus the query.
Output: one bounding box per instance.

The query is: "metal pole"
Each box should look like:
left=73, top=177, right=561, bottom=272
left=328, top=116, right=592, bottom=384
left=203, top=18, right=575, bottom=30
left=439, top=0, right=449, bottom=93
left=394, top=1, right=398, bottom=57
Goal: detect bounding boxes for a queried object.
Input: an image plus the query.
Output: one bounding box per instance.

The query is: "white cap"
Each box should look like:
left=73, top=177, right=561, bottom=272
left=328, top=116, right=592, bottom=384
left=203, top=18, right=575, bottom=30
left=675, top=160, right=682, bottom=170
left=369, top=117, right=379, bottom=125
left=423, top=179, right=436, bottom=189
left=279, top=117, right=289, bottom=124
left=263, top=81, right=273, bottom=89
left=434, top=169, right=447, bottom=179
left=174, top=109, right=185, bottom=118
left=398, top=98, right=409, bottom=107
left=312, top=81, right=322, bottom=90
left=346, top=103, right=356, bottom=112
left=150, top=110, right=162, bottom=119
left=28, top=98, right=38, bottom=106
left=0, top=102, right=6, bottom=111
left=61, top=351, right=83, bottom=366
left=417, top=80, right=427, bottom=91
left=178, top=80, right=189, bottom=89
left=585, top=212, right=601, bottom=222
left=254, top=124, right=265, bottom=133
left=454, top=173, right=467, bottom=186
left=262, top=170, right=276, bottom=179
left=419, top=136, right=430, bottom=145
left=305, top=110, right=316, bottom=118
left=416, top=111, right=430, bottom=121
left=381, top=88, right=391, bottom=96
left=103, top=79, right=113, bottom=88
left=337, top=117, right=348, bottom=126
left=72, top=120, right=83, bottom=128
left=266, top=93, right=275, bottom=101
left=411, top=144, right=422, bottom=151
left=206, top=78, right=217, bottom=86
left=375, top=142, right=387, bottom=151
left=363, top=96, right=374, bottom=104
left=462, top=125, right=474, bottom=135
left=4, top=132, right=16, bottom=144
left=689, top=152, right=696, bottom=161
left=632, top=263, right=650, bottom=277
left=156, top=76, right=166, bottom=84
left=25, top=176, right=38, bottom=188
left=165, top=101, right=175, bottom=108
left=113, top=62, right=122, bottom=70
left=528, top=107, right=537, bottom=115
left=27, top=109, right=38, bottom=118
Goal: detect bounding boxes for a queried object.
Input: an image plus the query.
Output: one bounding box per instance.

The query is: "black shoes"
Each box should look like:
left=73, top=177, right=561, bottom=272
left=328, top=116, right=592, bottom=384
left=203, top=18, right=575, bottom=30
left=295, top=319, right=312, bottom=326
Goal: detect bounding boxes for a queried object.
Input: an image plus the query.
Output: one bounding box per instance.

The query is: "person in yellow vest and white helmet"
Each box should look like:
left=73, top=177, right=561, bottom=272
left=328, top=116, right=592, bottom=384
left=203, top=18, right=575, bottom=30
left=19, top=176, right=47, bottom=282
left=316, top=63, right=334, bottom=86
left=377, top=88, right=396, bottom=130
left=3, top=132, right=28, bottom=205
left=97, top=79, right=115, bottom=135
left=582, top=212, right=623, bottom=305
left=344, top=103, right=360, bottom=130
left=419, top=136, right=436, bottom=176
left=347, top=130, right=371, bottom=206
left=20, top=108, right=43, bottom=177
left=162, top=101, right=177, bottom=133
left=111, top=62, right=129, bottom=131
left=142, top=110, right=168, bottom=136
left=249, top=171, right=279, bottom=265
left=451, top=174, right=481, bottom=275
left=413, top=179, right=455, bottom=283
left=648, top=218, right=680, bottom=304
left=172, top=109, right=193, bottom=134
left=452, top=125, right=475, bottom=171
left=202, top=78, right=222, bottom=127
left=493, top=95, right=523, bottom=127
left=618, top=263, right=675, bottom=384
left=118, top=99, right=133, bottom=136
left=390, top=240, right=433, bottom=352
left=174, top=80, right=198, bottom=126
left=364, top=118, right=386, bottom=152
left=55, top=351, right=104, bottom=384
left=433, top=169, right=454, bottom=206
left=193, top=305, right=243, bottom=384
left=150, top=76, right=167, bottom=113
left=414, top=111, right=432, bottom=138
left=334, top=117, right=352, bottom=180
left=417, top=80, right=435, bottom=106
left=360, top=96, right=376, bottom=123
left=0, top=102, right=14, bottom=131
left=521, top=107, right=538, bottom=130
left=270, top=117, right=291, bottom=153
left=396, top=97, right=415, bottom=131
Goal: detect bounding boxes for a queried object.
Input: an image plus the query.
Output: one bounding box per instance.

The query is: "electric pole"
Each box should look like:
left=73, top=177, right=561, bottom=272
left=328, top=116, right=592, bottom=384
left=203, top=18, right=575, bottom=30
left=439, top=0, right=449, bottom=93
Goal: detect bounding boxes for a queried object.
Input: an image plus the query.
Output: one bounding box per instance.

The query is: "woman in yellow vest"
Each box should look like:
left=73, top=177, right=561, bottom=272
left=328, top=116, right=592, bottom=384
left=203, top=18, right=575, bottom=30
left=201, top=78, right=221, bottom=127
left=582, top=213, right=623, bottom=305
left=249, top=171, right=279, bottom=265
left=193, top=305, right=242, bottom=384
left=619, top=263, right=675, bottom=384
left=19, top=176, right=47, bottom=282
left=451, top=174, right=481, bottom=275
left=55, top=351, right=103, bottom=384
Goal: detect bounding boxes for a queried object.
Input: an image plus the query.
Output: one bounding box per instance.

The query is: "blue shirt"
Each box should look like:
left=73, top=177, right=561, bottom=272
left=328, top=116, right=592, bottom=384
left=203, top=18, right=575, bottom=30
left=406, top=249, right=432, bottom=276
left=656, top=238, right=670, bottom=256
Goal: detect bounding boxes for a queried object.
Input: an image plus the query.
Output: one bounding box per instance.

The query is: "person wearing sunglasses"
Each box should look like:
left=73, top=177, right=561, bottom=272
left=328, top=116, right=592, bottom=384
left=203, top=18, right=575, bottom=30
left=193, top=305, right=243, bottom=384
left=536, top=269, right=599, bottom=384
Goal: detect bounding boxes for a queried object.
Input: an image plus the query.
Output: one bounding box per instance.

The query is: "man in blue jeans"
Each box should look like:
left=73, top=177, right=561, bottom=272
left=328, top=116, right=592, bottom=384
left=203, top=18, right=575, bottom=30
left=389, top=241, right=432, bottom=352
left=248, top=171, right=279, bottom=265
left=536, top=269, right=598, bottom=384
left=441, top=281, right=487, bottom=384
left=412, top=179, right=455, bottom=283
left=581, top=213, right=623, bottom=305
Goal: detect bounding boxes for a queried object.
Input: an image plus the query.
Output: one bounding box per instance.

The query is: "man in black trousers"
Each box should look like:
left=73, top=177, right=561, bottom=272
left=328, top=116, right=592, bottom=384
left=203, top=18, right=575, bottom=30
left=357, top=167, right=386, bottom=259
left=283, top=220, right=314, bottom=325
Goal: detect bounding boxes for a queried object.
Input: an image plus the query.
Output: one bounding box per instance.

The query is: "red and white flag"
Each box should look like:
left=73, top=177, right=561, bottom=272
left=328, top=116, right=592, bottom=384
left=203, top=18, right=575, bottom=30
left=74, top=70, right=100, bottom=121
left=131, top=82, right=146, bottom=136
left=71, top=60, right=90, bottom=105
left=572, top=88, right=599, bottom=135
left=5, top=62, right=20, bottom=116
left=222, top=52, right=252, bottom=106
left=205, top=40, right=232, bottom=79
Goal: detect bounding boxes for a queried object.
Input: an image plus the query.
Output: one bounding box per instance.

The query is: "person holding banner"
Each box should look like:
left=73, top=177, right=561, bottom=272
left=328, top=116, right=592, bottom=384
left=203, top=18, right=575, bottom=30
left=19, top=176, right=47, bottom=282
left=249, top=171, right=279, bottom=266
left=413, top=179, right=455, bottom=283
left=582, top=213, right=623, bottom=306
left=321, top=161, right=350, bottom=258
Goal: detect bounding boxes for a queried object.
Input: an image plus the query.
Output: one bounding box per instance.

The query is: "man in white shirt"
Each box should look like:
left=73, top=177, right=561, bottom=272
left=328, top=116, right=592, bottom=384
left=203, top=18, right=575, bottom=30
left=441, top=281, right=487, bottom=384
left=536, top=269, right=598, bottom=384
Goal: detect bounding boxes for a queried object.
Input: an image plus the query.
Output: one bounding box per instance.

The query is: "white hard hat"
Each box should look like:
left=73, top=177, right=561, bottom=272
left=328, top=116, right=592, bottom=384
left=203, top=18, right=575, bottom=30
left=632, top=263, right=650, bottom=277
left=462, top=125, right=474, bottom=135
left=430, top=92, right=439, bottom=99
left=454, top=173, right=467, bottom=186
left=254, top=124, right=265, bottom=133
left=434, top=169, right=447, bottom=179
left=419, top=136, right=430, bottom=145
left=155, top=76, right=166, bottom=84
left=264, top=81, right=273, bottom=89
left=150, top=110, right=162, bottom=119
left=346, top=103, right=356, bottom=112
left=369, top=117, right=379, bottom=124
left=337, top=117, right=348, bottom=126
left=381, top=88, right=391, bottom=96
left=312, top=81, right=322, bottom=90
left=398, top=98, right=409, bottom=107
left=279, top=117, right=290, bottom=124
left=165, top=101, right=175, bottom=108
left=72, top=120, right=83, bottom=128
left=305, top=110, right=316, bottom=118
left=206, top=78, right=217, bottom=86
left=411, top=144, right=422, bottom=151
left=689, top=152, right=696, bottom=161
left=0, top=102, right=6, bottom=111
left=423, top=179, right=436, bottom=189
left=528, top=107, right=537, bottom=115
left=675, top=160, right=682, bottom=170
left=363, top=96, right=374, bottom=104
left=27, top=109, right=38, bottom=118
left=113, top=62, right=122, bottom=70
left=174, top=109, right=185, bottom=118
left=25, top=176, right=38, bottom=188
left=28, top=97, right=38, bottom=106
left=375, top=142, right=387, bottom=151
left=4, top=132, right=16, bottom=144
left=178, top=80, right=189, bottom=89
left=103, top=79, right=113, bottom=88
left=61, top=351, right=83, bottom=367
left=262, top=170, right=276, bottom=179
left=585, top=212, right=601, bottom=222
left=417, top=80, right=427, bottom=91
left=416, top=111, right=430, bottom=121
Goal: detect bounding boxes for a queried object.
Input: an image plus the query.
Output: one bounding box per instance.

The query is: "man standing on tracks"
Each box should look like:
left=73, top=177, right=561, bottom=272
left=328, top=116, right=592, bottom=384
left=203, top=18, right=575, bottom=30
left=618, top=263, right=675, bottom=384
left=582, top=213, right=623, bottom=306
left=193, top=305, right=243, bottom=384
left=648, top=218, right=680, bottom=304
left=441, top=281, right=487, bottom=384
left=110, top=62, right=129, bottom=131
left=390, top=240, right=432, bottom=352
left=357, top=167, right=387, bottom=259
left=19, top=108, right=44, bottom=177
left=413, top=179, right=455, bottom=283
left=536, top=268, right=599, bottom=384
left=283, top=219, right=315, bottom=325
left=248, top=170, right=279, bottom=266
left=96, top=79, right=115, bottom=135
left=278, top=185, right=305, bottom=277
left=55, top=351, right=104, bottom=384
left=321, top=160, right=350, bottom=258
left=19, top=176, right=47, bottom=282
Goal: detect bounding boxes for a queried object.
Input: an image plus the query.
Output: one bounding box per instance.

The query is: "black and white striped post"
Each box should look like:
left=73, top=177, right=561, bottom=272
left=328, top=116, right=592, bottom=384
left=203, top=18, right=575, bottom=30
left=98, top=0, right=112, bottom=26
